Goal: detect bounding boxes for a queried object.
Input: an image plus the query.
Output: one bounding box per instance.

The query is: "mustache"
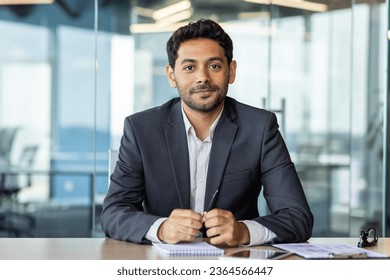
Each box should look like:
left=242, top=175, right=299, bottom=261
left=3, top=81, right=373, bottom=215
left=189, top=85, right=220, bottom=94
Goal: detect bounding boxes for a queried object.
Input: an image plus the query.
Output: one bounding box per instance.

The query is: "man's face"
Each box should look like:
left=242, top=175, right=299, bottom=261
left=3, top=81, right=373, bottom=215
left=166, top=38, right=236, bottom=113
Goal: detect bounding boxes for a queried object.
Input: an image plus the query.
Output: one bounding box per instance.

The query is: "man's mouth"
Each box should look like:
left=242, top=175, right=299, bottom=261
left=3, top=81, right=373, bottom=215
left=190, top=86, right=219, bottom=94
left=193, top=90, right=213, bottom=93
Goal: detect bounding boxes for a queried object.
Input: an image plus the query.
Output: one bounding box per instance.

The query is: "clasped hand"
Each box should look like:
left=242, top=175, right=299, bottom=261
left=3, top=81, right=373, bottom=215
left=157, top=208, right=249, bottom=246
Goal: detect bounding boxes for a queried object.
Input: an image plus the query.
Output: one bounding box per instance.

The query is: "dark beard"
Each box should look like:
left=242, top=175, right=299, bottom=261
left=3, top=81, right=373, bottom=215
left=180, top=84, right=225, bottom=112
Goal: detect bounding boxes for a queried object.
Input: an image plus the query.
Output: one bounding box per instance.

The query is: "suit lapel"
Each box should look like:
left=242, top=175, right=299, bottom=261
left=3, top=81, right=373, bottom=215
left=164, top=101, right=191, bottom=209
left=204, top=101, right=238, bottom=211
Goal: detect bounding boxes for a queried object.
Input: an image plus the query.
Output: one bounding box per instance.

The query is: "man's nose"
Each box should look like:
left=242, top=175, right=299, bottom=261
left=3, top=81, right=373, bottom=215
left=196, top=68, right=210, bottom=84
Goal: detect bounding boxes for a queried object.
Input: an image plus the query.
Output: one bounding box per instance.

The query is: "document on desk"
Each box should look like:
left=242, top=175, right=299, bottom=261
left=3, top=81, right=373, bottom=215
left=273, top=243, right=388, bottom=259
left=153, top=241, right=224, bottom=256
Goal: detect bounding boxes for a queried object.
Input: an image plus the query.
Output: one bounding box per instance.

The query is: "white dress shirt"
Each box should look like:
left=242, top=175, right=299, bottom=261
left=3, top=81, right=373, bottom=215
left=146, top=103, right=276, bottom=245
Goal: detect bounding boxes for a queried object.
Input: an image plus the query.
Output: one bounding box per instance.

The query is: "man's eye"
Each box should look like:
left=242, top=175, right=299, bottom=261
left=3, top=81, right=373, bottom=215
left=184, top=66, right=194, bottom=71
left=210, top=64, right=221, bottom=69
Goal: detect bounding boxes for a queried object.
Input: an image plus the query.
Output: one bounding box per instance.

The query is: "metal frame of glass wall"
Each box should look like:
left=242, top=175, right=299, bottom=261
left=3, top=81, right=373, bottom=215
left=384, top=0, right=390, bottom=237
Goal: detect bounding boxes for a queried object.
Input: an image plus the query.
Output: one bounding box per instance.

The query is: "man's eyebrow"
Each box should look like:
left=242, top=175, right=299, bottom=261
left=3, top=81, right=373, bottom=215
left=179, top=57, right=224, bottom=65
left=208, top=57, right=224, bottom=62
left=180, top=58, right=196, bottom=65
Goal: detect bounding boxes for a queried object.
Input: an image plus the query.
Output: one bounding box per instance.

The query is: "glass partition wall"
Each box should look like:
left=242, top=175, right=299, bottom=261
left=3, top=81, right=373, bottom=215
left=0, top=0, right=105, bottom=237
left=0, top=0, right=388, bottom=238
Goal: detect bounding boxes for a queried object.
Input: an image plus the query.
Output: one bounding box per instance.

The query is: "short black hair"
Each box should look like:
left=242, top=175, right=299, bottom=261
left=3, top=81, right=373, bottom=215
left=166, top=19, right=233, bottom=68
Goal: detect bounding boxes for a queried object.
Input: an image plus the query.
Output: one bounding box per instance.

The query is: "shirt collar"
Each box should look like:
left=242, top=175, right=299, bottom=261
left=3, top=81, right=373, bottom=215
left=181, top=103, right=224, bottom=141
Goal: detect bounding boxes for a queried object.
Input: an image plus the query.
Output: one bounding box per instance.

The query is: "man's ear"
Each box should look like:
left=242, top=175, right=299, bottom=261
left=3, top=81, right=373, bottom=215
left=228, top=60, right=237, bottom=84
left=166, top=65, right=177, bottom=88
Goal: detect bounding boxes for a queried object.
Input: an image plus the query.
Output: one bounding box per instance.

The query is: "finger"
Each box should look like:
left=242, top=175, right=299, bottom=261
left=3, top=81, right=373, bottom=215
left=169, top=209, right=203, bottom=231
left=209, top=230, right=238, bottom=246
left=172, top=209, right=203, bottom=222
left=203, top=208, right=222, bottom=220
left=171, top=224, right=201, bottom=238
left=204, top=209, right=232, bottom=222
left=161, top=221, right=201, bottom=243
left=204, top=214, right=227, bottom=229
left=206, top=225, right=221, bottom=238
left=173, top=215, right=203, bottom=229
left=164, top=231, right=199, bottom=244
left=169, top=215, right=203, bottom=231
left=209, top=233, right=228, bottom=246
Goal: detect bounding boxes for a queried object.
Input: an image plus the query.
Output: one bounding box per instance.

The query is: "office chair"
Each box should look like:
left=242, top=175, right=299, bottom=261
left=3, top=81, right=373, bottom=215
left=0, top=145, right=39, bottom=237
left=0, top=127, right=19, bottom=165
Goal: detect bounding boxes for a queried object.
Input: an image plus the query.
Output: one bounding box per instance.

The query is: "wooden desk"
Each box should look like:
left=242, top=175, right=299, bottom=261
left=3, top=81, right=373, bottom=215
left=0, top=238, right=389, bottom=260
left=0, top=238, right=390, bottom=260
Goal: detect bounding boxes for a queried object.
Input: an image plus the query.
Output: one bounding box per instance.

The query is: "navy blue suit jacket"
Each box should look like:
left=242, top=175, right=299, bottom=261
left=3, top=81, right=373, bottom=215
left=101, top=97, right=313, bottom=244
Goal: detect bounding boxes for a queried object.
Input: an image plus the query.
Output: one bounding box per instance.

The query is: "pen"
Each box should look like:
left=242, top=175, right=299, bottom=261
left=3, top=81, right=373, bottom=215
left=199, top=190, right=219, bottom=238
left=329, top=253, right=368, bottom=259
left=206, top=190, right=219, bottom=212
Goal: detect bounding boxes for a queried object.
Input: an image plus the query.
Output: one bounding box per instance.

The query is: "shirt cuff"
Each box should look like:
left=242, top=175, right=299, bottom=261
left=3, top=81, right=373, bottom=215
left=240, top=220, right=277, bottom=246
left=145, top=217, right=167, bottom=243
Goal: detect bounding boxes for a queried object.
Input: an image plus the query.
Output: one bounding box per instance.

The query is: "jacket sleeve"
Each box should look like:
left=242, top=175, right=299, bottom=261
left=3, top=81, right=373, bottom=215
left=255, top=113, right=314, bottom=243
left=101, top=117, right=160, bottom=244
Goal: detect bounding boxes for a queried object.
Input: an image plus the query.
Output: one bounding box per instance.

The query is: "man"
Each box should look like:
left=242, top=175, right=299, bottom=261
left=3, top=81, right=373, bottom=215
left=101, top=19, right=313, bottom=246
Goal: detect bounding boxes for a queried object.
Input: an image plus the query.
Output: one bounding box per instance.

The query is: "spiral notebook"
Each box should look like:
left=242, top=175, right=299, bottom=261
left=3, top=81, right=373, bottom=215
left=153, top=241, right=224, bottom=256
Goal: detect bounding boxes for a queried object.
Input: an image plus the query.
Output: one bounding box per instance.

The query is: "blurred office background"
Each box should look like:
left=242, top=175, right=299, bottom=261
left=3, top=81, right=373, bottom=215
left=0, top=0, right=388, bottom=238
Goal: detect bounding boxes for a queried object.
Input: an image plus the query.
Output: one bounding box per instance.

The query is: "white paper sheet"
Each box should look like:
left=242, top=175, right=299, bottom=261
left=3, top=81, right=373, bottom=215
left=273, top=243, right=388, bottom=259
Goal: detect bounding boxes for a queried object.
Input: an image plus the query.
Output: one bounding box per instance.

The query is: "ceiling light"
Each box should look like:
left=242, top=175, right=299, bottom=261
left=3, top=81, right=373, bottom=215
left=244, top=0, right=327, bottom=13
left=238, top=11, right=270, bottom=20
left=155, top=9, right=193, bottom=26
left=0, top=0, right=54, bottom=4
left=130, top=22, right=191, bottom=33
left=133, top=6, right=154, bottom=18
left=153, top=0, right=192, bottom=21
